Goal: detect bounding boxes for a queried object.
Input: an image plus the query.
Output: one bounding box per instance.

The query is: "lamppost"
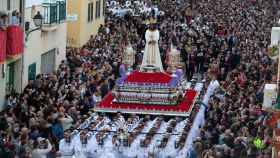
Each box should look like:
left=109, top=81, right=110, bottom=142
left=25, top=11, right=43, bottom=42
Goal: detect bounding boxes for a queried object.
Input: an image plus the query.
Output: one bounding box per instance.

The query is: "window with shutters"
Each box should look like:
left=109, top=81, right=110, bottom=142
left=6, top=62, right=15, bottom=92
left=96, top=0, right=101, bottom=19
left=58, top=1, right=66, bottom=22
left=88, top=2, right=94, bottom=22
left=7, top=0, right=10, bottom=10
left=103, top=0, right=106, bottom=16
left=28, top=63, right=36, bottom=81
left=49, top=4, right=57, bottom=24
left=41, top=49, right=56, bottom=74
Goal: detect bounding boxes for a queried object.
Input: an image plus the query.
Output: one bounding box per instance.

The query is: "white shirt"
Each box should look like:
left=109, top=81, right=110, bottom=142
left=31, top=140, right=52, bottom=158
left=60, top=115, right=74, bottom=131
left=208, top=80, right=220, bottom=95
left=87, top=136, right=99, bottom=155
left=115, top=116, right=125, bottom=130
left=71, top=133, right=80, bottom=146
left=92, top=94, right=97, bottom=106
left=106, top=27, right=110, bottom=34
left=59, top=139, right=75, bottom=157
left=11, top=16, right=19, bottom=25
left=74, top=140, right=92, bottom=158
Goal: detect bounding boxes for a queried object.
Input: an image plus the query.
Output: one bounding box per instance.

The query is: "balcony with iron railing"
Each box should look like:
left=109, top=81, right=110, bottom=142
left=42, top=0, right=66, bottom=25
left=24, top=0, right=67, bottom=41
left=41, top=0, right=66, bottom=31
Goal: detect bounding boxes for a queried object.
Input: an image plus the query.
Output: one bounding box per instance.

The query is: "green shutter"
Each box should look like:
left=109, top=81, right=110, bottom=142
left=103, top=0, right=106, bottom=16
left=28, top=63, right=36, bottom=81
left=88, top=3, right=90, bottom=22
left=96, top=1, right=100, bottom=19
left=50, top=4, right=58, bottom=24
left=276, top=96, right=280, bottom=110
left=6, top=62, right=15, bottom=92
left=58, top=1, right=66, bottom=22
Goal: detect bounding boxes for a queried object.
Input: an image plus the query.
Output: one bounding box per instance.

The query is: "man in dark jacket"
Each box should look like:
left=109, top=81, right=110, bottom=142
left=100, top=79, right=110, bottom=98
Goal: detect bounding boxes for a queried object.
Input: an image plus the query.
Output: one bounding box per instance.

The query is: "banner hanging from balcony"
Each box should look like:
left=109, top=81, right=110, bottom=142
left=6, top=26, right=24, bottom=58
left=0, top=30, right=7, bottom=63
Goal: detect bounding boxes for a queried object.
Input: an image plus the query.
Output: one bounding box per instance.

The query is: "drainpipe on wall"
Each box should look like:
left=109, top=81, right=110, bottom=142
left=20, top=0, right=25, bottom=92
left=278, top=42, right=280, bottom=97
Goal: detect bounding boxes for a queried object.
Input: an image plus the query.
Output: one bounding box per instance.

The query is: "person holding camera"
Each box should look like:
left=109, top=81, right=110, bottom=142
left=31, top=137, right=52, bottom=158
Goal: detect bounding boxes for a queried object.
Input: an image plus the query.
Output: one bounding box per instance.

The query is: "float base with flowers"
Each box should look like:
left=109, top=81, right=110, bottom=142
left=95, top=68, right=200, bottom=116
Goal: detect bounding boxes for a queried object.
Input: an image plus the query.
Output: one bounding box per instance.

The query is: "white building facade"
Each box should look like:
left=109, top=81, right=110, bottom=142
left=0, top=0, right=24, bottom=110
left=0, top=0, right=67, bottom=110
left=23, top=2, right=67, bottom=87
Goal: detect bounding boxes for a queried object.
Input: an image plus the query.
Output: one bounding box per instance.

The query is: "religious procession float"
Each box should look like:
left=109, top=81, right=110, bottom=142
left=95, top=18, right=200, bottom=116
left=66, top=17, right=216, bottom=158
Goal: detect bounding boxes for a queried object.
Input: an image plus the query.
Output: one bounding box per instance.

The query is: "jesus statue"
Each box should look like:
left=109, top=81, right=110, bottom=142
left=140, top=20, right=163, bottom=72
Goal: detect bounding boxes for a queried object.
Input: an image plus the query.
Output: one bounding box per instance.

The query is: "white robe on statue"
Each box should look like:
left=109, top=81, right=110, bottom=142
left=140, top=29, right=163, bottom=71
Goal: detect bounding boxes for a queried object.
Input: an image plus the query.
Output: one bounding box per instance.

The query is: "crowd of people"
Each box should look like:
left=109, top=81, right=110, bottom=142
left=0, top=0, right=279, bottom=157
left=190, top=0, right=280, bottom=158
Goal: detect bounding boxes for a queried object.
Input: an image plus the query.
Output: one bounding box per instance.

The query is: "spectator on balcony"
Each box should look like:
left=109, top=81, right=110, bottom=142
left=0, top=12, right=9, bottom=30
left=11, top=10, right=20, bottom=26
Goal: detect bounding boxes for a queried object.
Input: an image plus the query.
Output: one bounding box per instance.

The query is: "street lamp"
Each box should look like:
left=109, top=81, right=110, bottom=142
left=33, top=11, right=43, bottom=27
left=25, top=11, right=43, bottom=41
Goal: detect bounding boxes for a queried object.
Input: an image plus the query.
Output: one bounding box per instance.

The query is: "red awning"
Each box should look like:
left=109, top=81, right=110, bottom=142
left=0, top=29, right=7, bottom=63
left=6, top=26, right=23, bottom=58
